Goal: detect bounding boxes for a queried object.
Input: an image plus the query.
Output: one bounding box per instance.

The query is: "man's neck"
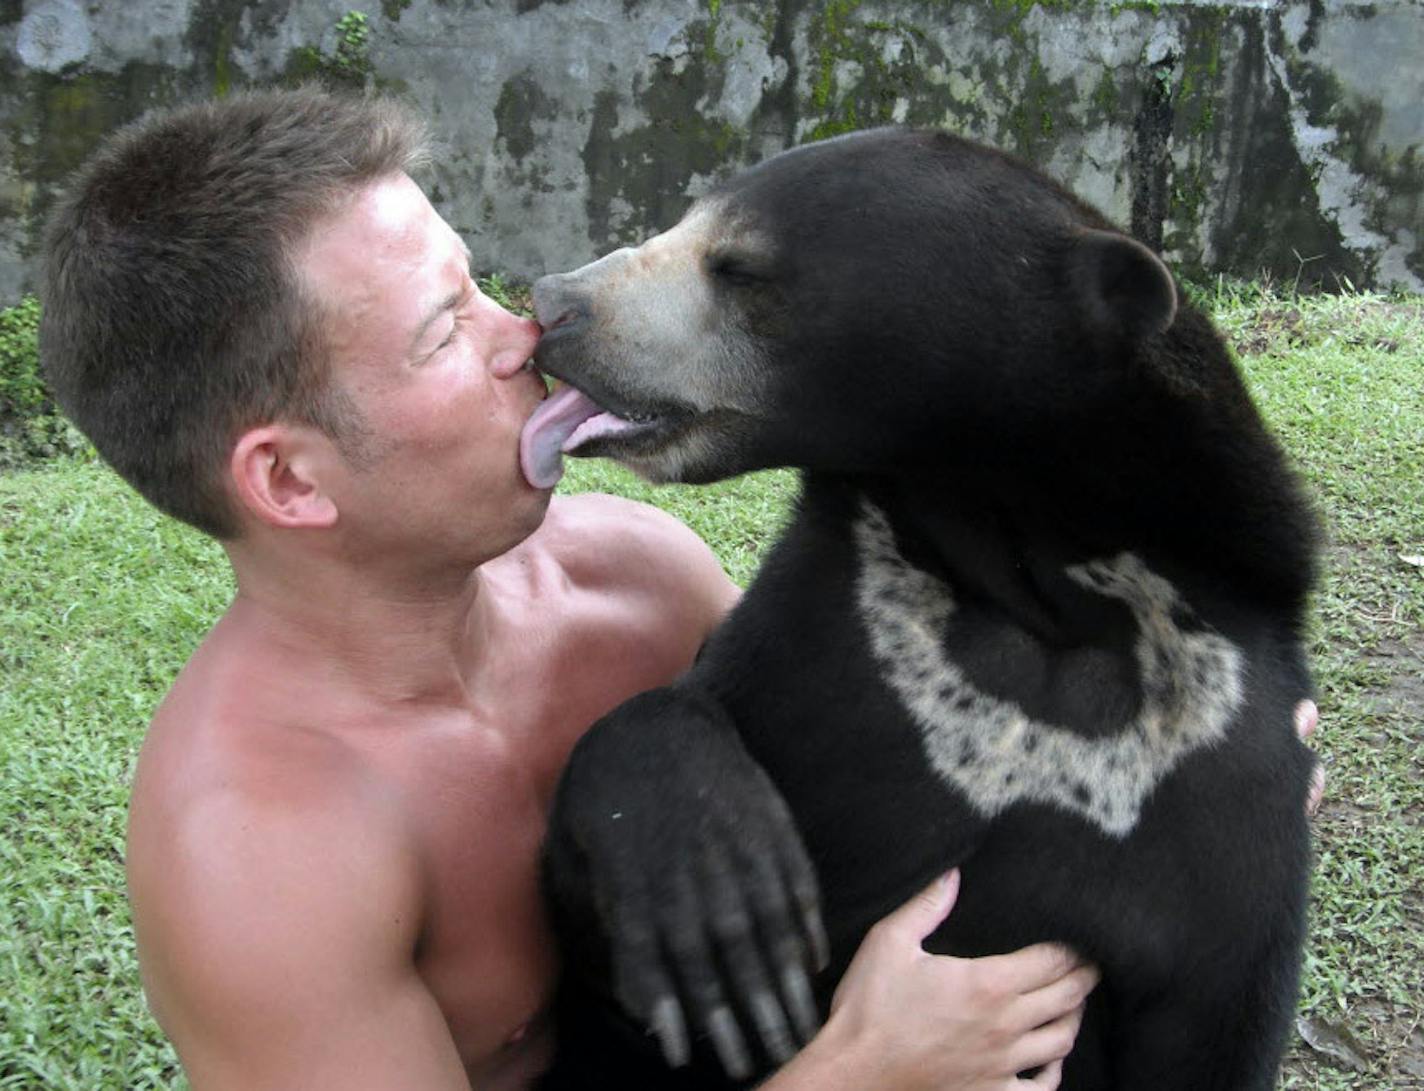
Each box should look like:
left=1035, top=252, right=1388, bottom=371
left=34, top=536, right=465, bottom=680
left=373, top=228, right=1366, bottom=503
left=222, top=539, right=503, bottom=711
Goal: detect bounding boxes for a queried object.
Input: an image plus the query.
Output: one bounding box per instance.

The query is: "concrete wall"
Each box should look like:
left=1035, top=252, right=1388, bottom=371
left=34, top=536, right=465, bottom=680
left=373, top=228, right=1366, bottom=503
left=1, top=0, right=1420, bottom=304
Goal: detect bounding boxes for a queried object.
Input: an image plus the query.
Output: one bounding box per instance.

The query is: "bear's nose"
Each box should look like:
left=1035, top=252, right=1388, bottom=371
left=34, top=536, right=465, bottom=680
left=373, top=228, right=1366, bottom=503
left=531, top=275, right=589, bottom=335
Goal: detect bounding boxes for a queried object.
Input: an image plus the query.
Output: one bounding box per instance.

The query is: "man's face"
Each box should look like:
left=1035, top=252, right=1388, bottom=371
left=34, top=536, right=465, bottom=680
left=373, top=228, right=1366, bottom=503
left=296, top=173, right=547, bottom=565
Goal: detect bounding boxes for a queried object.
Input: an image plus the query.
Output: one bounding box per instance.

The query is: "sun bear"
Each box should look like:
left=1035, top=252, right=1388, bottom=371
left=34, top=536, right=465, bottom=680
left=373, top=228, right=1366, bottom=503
left=525, top=128, right=1316, bottom=1090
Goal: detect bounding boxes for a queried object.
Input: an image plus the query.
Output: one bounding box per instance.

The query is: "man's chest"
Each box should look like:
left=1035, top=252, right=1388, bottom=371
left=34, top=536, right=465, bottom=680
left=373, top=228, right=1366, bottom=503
left=349, top=718, right=556, bottom=1070
left=387, top=609, right=701, bottom=1070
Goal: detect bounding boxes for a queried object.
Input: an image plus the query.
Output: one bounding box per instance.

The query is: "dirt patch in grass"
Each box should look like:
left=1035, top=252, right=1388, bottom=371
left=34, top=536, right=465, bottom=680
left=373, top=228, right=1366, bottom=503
left=1232, top=306, right=1308, bottom=356
left=1225, top=297, right=1418, bottom=359
left=1367, top=636, right=1424, bottom=719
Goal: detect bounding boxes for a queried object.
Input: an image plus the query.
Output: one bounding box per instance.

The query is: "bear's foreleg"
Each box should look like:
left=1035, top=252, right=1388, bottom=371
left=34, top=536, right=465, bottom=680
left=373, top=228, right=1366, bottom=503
left=543, top=684, right=828, bottom=1083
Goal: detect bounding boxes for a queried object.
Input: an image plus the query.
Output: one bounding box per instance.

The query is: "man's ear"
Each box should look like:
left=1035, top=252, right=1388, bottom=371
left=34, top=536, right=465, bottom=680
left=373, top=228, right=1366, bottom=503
left=229, top=425, right=339, bottom=530
left=1066, top=227, right=1178, bottom=342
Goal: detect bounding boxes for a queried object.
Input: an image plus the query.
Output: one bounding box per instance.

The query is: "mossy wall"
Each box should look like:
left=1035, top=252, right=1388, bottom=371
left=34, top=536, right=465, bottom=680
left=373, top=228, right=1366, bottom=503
left=1, top=0, right=1420, bottom=300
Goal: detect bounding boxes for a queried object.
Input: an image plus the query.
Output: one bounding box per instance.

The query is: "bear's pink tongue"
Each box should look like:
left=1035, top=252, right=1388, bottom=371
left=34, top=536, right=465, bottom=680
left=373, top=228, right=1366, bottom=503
left=520, top=385, right=602, bottom=488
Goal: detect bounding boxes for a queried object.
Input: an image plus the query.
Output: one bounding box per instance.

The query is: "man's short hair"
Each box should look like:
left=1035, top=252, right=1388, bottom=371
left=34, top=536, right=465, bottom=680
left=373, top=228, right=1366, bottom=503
left=40, top=86, right=428, bottom=538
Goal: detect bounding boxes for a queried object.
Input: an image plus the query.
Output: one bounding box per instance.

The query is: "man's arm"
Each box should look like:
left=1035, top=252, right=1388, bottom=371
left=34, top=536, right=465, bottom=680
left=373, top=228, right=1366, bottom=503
left=129, top=776, right=468, bottom=1091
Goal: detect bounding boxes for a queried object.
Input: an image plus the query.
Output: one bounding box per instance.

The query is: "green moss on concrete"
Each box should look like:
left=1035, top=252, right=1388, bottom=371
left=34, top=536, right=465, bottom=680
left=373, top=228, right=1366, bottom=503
left=187, top=0, right=271, bottom=98
left=495, top=72, right=556, bottom=163
left=492, top=73, right=557, bottom=194
left=1192, top=17, right=1368, bottom=289
left=809, top=0, right=860, bottom=115
left=1001, top=54, right=1073, bottom=155
left=989, top=0, right=1077, bottom=18
left=1236, top=17, right=1422, bottom=286
left=754, top=2, right=779, bottom=46
left=1285, top=52, right=1424, bottom=210
left=703, top=0, right=727, bottom=62
left=982, top=0, right=1078, bottom=48
left=382, top=0, right=413, bottom=20
left=213, top=18, right=235, bottom=97
left=1175, top=9, right=1224, bottom=138
left=1136, top=6, right=1231, bottom=272
left=1108, top=0, right=1162, bottom=14
left=281, top=10, right=376, bottom=92
left=11, top=67, right=178, bottom=190
left=1090, top=66, right=1118, bottom=121
left=1164, top=161, right=1208, bottom=256
left=283, top=45, right=326, bottom=83
left=581, top=58, right=749, bottom=249
left=804, top=1, right=933, bottom=142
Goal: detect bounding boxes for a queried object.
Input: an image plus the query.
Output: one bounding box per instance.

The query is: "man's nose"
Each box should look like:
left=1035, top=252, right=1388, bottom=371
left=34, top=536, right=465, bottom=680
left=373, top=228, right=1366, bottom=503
left=489, top=311, right=541, bottom=379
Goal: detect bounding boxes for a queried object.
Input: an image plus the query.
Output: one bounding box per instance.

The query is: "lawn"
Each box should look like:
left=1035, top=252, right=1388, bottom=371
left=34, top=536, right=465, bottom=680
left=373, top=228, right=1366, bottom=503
left=1, top=286, right=1420, bottom=1088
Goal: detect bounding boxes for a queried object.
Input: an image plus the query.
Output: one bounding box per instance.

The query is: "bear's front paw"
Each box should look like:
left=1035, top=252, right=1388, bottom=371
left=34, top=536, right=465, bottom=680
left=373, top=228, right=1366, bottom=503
left=544, top=684, right=828, bottom=1079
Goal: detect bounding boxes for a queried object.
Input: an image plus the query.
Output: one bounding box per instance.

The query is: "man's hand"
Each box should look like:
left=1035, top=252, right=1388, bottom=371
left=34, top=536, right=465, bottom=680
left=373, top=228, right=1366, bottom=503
left=768, top=871, right=1098, bottom=1090
left=544, top=684, right=827, bottom=1078
left=1295, top=699, right=1325, bottom=815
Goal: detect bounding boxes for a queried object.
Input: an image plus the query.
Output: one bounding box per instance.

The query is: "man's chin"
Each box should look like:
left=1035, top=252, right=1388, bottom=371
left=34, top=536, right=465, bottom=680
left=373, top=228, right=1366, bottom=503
left=507, top=480, right=555, bottom=543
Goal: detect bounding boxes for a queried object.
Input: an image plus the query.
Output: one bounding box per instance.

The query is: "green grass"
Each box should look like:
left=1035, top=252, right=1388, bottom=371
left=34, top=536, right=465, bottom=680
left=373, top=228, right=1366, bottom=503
left=1, top=288, right=1421, bottom=1088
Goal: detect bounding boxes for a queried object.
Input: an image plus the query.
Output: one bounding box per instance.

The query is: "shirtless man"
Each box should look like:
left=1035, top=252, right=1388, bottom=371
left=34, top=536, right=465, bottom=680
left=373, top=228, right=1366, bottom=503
left=42, top=88, right=1311, bottom=1090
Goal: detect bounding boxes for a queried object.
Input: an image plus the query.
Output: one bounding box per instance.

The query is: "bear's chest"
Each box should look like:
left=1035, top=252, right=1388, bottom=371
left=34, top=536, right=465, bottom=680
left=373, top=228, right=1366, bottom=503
left=849, top=499, right=1245, bottom=838
left=711, top=499, right=1247, bottom=853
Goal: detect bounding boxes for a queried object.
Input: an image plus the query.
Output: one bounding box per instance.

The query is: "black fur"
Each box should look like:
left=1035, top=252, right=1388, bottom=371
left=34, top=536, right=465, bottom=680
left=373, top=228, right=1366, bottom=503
left=540, top=129, right=1316, bottom=1090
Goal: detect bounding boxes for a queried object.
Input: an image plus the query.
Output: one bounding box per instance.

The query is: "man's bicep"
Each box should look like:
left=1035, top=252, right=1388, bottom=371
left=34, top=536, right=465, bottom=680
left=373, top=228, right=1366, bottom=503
left=132, top=794, right=468, bottom=1090
left=172, top=967, right=471, bottom=1091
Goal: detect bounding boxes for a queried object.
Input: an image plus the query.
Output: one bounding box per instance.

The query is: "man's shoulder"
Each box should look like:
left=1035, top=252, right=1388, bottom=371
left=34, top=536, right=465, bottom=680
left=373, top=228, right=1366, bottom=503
left=127, top=711, right=423, bottom=1015
left=537, top=493, right=736, bottom=601
left=130, top=707, right=415, bottom=905
left=125, top=714, right=431, bottom=1078
left=541, top=492, right=696, bottom=553
left=504, top=493, right=740, bottom=669
left=130, top=649, right=420, bottom=932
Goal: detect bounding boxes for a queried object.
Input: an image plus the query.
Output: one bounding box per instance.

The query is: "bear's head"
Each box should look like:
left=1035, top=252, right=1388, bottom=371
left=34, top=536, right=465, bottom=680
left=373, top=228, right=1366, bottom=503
left=525, top=128, right=1179, bottom=486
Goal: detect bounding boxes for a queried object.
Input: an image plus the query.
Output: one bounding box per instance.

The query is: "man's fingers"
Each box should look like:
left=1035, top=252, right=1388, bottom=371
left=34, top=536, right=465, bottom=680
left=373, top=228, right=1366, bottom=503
left=1022, top=1058, right=1065, bottom=1089
left=976, top=941, right=1086, bottom=994
left=1306, top=762, right=1326, bottom=816
left=1012, top=964, right=1100, bottom=1031
left=879, top=870, right=961, bottom=944
left=1007, top=1005, right=1086, bottom=1076
left=1295, top=699, right=1325, bottom=815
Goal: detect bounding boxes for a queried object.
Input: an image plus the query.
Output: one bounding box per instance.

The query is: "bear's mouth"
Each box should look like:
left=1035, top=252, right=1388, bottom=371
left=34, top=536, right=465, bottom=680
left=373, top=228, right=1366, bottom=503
left=519, top=377, right=692, bottom=488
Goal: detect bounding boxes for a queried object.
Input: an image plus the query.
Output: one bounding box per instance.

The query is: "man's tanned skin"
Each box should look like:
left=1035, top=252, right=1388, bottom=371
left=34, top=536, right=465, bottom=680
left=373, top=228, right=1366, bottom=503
left=123, top=168, right=1099, bottom=1090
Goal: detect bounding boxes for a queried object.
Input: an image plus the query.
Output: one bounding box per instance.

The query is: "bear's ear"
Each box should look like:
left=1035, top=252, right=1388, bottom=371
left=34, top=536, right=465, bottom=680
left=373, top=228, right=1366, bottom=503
left=1066, top=228, right=1177, bottom=342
